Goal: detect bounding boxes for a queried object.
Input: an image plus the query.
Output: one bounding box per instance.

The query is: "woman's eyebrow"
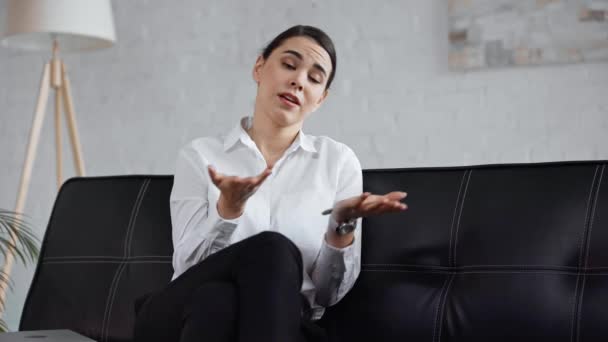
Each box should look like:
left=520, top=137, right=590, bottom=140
left=282, top=50, right=327, bottom=76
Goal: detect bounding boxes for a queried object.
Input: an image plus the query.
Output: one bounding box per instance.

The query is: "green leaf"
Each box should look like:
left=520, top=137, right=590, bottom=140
left=0, top=318, right=7, bottom=332
left=0, top=210, right=40, bottom=315
left=0, top=212, right=40, bottom=265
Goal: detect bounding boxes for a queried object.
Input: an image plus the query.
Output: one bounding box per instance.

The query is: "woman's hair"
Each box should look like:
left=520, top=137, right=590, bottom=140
left=261, top=25, right=337, bottom=90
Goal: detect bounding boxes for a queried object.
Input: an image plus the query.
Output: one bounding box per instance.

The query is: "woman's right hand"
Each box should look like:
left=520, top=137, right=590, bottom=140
left=207, top=165, right=273, bottom=219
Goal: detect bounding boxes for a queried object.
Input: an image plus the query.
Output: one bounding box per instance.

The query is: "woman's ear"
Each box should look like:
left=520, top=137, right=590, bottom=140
left=252, top=55, right=265, bottom=84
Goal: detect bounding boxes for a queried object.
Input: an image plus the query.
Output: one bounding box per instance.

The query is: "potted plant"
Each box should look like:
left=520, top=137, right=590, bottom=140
left=0, top=209, right=40, bottom=332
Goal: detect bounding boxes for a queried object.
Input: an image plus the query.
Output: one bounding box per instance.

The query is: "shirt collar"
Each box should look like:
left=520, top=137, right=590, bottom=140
left=223, top=116, right=317, bottom=153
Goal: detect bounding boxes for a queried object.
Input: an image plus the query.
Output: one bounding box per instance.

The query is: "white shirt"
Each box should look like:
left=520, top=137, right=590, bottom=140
left=169, top=116, right=362, bottom=320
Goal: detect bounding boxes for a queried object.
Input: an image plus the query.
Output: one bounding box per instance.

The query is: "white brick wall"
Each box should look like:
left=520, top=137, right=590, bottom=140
left=0, top=0, right=607, bottom=331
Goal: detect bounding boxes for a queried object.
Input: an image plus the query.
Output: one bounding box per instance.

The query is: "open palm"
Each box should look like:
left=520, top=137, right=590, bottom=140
left=332, top=191, right=408, bottom=222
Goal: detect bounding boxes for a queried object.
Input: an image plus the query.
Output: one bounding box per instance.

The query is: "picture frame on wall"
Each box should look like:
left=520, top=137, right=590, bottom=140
left=448, top=0, right=608, bottom=71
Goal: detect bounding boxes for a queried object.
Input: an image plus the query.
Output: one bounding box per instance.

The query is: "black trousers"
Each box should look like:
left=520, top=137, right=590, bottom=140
left=133, top=231, right=328, bottom=342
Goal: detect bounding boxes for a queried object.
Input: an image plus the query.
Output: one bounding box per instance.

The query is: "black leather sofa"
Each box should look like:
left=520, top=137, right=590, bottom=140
left=18, top=160, right=608, bottom=341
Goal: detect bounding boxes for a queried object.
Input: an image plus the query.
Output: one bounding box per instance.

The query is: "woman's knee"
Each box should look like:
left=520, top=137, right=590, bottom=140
left=251, top=231, right=301, bottom=259
left=242, top=231, right=303, bottom=274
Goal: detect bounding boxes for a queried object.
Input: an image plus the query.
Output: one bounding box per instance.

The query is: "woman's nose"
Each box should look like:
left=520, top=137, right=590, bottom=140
left=290, top=80, right=303, bottom=91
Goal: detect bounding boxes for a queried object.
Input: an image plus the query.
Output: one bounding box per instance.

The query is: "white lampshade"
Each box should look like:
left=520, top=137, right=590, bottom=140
left=1, top=0, right=116, bottom=52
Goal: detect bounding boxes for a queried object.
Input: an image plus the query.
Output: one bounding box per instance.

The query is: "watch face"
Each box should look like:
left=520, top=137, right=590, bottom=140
left=336, top=222, right=356, bottom=235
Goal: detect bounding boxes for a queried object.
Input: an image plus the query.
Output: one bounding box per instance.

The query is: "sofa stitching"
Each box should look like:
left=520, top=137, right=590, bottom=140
left=363, top=264, right=608, bottom=269
left=40, top=260, right=608, bottom=271
left=127, top=179, right=150, bottom=258
left=39, top=262, right=608, bottom=273
left=42, top=260, right=171, bottom=264
left=45, top=260, right=608, bottom=268
left=108, top=178, right=149, bottom=341
left=45, top=255, right=171, bottom=260
left=362, top=269, right=608, bottom=275
left=453, top=170, right=471, bottom=268
left=574, top=275, right=588, bottom=342
left=570, top=166, right=599, bottom=342
left=583, top=164, right=604, bottom=267
left=448, top=171, right=467, bottom=267
left=100, top=262, right=125, bottom=342
left=124, top=179, right=150, bottom=257
left=432, top=275, right=450, bottom=342
left=100, top=179, right=148, bottom=342
left=575, top=164, right=604, bottom=342
left=434, top=169, right=470, bottom=342
left=436, top=275, right=455, bottom=342
left=121, top=180, right=144, bottom=258
left=103, top=262, right=127, bottom=342
left=578, top=168, right=597, bottom=268
left=433, top=170, right=473, bottom=342
left=101, top=263, right=125, bottom=341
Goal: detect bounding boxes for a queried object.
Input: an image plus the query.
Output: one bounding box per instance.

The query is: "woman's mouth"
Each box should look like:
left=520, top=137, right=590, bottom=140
left=278, top=93, right=300, bottom=107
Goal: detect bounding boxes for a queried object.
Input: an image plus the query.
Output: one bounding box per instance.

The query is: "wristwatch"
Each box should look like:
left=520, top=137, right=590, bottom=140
left=323, top=208, right=357, bottom=236
left=335, top=217, right=357, bottom=236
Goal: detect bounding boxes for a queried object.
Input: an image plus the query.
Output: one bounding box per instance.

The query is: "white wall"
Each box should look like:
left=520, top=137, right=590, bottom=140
left=1, top=0, right=607, bottom=331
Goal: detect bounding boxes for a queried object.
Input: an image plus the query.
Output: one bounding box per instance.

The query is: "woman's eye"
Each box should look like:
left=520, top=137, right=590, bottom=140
left=309, top=77, right=321, bottom=84
left=283, top=63, right=295, bottom=70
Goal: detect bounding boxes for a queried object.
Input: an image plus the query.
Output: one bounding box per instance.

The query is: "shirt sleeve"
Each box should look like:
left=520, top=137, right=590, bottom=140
left=170, top=144, right=241, bottom=279
left=311, top=144, right=363, bottom=307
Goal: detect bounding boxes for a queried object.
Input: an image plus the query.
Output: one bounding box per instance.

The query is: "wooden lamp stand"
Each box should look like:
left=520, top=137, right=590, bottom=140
left=0, top=40, right=86, bottom=308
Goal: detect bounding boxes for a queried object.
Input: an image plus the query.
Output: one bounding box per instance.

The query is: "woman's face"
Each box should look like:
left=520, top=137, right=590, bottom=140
left=252, top=36, right=331, bottom=129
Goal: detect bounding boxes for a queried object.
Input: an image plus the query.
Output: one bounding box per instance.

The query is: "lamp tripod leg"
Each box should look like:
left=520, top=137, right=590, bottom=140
left=55, top=80, right=63, bottom=189
left=61, top=62, right=86, bottom=177
left=0, top=63, right=51, bottom=314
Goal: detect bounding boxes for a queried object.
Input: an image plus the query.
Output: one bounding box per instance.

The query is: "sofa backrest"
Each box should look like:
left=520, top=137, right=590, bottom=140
left=322, top=161, right=608, bottom=341
left=20, top=176, right=174, bottom=342
left=20, top=161, right=608, bottom=341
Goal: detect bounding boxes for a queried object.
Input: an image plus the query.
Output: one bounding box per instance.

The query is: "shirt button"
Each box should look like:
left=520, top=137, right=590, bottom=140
left=331, top=265, right=340, bottom=277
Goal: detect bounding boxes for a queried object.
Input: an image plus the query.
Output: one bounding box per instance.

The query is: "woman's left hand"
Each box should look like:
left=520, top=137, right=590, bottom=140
left=331, top=191, right=408, bottom=224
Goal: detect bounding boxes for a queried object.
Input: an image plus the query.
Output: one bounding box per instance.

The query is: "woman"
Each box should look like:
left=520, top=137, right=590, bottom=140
left=133, top=25, right=408, bottom=342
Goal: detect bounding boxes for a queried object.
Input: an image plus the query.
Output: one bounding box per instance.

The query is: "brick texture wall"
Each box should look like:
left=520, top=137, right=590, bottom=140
left=0, top=0, right=607, bottom=331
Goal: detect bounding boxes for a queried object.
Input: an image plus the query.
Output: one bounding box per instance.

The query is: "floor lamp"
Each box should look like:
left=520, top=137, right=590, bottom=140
left=0, top=0, right=116, bottom=314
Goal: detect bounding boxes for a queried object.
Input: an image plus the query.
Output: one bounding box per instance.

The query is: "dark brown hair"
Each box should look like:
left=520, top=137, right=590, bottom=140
left=262, top=25, right=337, bottom=90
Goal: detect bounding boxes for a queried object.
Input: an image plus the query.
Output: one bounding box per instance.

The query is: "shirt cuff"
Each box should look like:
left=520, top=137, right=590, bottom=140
left=320, top=214, right=357, bottom=267
left=212, top=200, right=242, bottom=223
left=312, top=228, right=358, bottom=306
left=207, top=200, right=241, bottom=243
left=320, top=215, right=358, bottom=281
left=322, top=231, right=356, bottom=256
